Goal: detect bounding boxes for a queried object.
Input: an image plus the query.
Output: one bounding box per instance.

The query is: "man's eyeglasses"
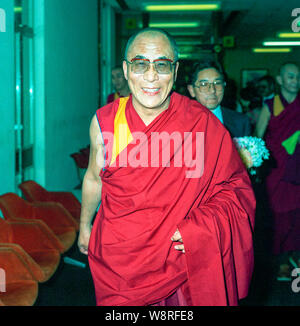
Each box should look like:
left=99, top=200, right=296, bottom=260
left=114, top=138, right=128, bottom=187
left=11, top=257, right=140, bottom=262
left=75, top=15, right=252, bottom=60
left=194, top=80, right=226, bottom=92
left=125, top=58, right=176, bottom=75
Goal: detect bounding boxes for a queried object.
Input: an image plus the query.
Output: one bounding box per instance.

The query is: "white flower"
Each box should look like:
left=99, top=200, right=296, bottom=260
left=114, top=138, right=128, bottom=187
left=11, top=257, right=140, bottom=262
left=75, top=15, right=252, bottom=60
left=233, top=136, right=270, bottom=174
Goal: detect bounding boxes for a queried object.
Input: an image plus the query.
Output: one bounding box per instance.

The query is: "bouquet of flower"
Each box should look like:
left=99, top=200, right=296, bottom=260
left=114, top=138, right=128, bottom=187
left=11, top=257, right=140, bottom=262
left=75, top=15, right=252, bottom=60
left=233, top=136, right=270, bottom=175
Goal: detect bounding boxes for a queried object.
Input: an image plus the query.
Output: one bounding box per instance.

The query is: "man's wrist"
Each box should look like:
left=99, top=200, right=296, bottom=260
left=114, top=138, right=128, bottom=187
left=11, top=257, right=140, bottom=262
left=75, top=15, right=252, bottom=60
left=79, top=221, right=92, bottom=229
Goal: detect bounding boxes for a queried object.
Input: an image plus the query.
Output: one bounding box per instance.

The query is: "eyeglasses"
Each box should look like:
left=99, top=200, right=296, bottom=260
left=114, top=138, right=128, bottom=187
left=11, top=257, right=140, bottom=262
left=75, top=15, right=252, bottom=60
left=125, top=58, right=176, bottom=74
left=194, top=80, right=226, bottom=92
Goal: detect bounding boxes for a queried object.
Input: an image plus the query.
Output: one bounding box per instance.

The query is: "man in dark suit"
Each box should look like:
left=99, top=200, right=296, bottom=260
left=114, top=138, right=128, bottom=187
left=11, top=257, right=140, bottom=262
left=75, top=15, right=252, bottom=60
left=187, top=59, right=251, bottom=138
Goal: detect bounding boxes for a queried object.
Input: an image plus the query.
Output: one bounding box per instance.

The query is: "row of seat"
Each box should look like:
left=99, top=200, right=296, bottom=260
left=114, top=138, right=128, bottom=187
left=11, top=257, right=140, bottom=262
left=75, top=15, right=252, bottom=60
left=0, top=181, right=82, bottom=306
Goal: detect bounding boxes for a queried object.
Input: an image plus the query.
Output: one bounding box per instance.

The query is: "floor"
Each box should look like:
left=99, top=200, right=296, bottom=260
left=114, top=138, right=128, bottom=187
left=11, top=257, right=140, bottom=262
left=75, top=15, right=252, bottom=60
left=34, top=234, right=96, bottom=306
left=33, top=187, right=300, bottom=307
left=34, top=189, right=96, bottom=306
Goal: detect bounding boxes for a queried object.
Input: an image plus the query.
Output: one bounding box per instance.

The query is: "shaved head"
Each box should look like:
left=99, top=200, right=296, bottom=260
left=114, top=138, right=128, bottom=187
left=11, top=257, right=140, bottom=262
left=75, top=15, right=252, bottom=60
left=276, top=62, right=300, bottom=99
left=279, top=62, right=299, bottom=76
left=124, top=28, right=179, bottom=62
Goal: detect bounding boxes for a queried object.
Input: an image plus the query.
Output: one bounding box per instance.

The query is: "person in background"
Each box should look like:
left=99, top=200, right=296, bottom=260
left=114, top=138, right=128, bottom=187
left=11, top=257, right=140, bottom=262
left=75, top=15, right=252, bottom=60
left=106, top=65, right=130, bottom=104
left=221, top=77, right=240, bottom=112
left=187, top=59, right=251, bottom=138
left=254, top=62, right=300, bottom=281
left=239, top=85, right=263, bottom=132
left=256, top=75, right=276, bottom=102
left=78, top=28, right=255, bottom=306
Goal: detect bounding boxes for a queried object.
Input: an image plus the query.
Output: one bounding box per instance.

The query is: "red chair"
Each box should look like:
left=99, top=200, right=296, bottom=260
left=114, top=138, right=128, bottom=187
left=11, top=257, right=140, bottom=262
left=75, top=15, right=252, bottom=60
left=0, top=218, right=61, bottom=283
left=0, top=193, right=77, bottom=253
left=19, top=180, right=81, bottom=227
left=70, top=148, right=89, bottom=186
left=0, top=246, right=39, bottom=306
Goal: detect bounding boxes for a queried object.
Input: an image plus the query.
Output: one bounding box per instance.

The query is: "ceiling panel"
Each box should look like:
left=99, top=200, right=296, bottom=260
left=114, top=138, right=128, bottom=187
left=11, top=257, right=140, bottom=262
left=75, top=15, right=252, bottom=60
left=112, top=0, right=300, bottom=57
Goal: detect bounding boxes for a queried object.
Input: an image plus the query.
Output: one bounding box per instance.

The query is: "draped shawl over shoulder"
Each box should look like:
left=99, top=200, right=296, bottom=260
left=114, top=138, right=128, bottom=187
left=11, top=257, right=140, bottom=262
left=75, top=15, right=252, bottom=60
left=88, top=92, right=255, bottom=306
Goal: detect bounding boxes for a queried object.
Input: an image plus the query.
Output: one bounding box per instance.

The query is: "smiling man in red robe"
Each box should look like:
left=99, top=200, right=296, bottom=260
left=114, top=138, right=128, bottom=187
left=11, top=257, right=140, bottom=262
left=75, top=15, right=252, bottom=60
left=78, top=28, right=256, bottom=306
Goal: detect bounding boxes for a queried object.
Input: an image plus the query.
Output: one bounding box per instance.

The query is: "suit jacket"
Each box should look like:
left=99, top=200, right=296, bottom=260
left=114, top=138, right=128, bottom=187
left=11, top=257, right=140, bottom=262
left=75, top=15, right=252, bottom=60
left=221, top=107, right=251, bottom=138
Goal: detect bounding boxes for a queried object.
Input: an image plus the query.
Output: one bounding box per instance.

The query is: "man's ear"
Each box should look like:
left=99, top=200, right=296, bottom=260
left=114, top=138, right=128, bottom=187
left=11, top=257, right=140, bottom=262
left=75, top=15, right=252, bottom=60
left=276, top=75, right=282, bottom=86
left=123, top=60, right=128, bottom=80
left=173, top=61, right=179, bottom=82
left=187, top=84, right=196, bottom=98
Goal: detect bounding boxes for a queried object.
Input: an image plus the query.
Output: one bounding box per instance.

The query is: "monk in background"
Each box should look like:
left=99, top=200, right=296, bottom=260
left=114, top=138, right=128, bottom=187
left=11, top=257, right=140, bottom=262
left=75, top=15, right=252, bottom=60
left=78, top=27, right=255, bottom=306
left=255, top=62, right=300, bottom=281
left=106, top=65, right=130, bottom=104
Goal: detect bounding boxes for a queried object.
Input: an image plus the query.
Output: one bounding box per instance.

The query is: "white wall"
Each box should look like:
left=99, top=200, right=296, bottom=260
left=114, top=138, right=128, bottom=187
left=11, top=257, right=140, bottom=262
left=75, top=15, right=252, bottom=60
left=43, top=0, right=99, bottom=190
left=0, top=1, right=15, bottom=195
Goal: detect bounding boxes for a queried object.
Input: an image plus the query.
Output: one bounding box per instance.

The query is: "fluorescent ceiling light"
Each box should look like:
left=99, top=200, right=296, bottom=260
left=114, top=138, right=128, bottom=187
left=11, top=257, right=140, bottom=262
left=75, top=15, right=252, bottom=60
left=144, top=4, right=220, bottom=11
left=277, top=33, right=300, bottom=38
left=263, top=41, right=300, bottom=46
left=169, top=31, right=205, bottom=36
left=179, top=52, right=211, bottom=59
left=253, top=48, right=292, bottom=53
left=176, top=40, right=202, bottom=45
left=149, top=22, right=200, bottom=28
left=179, top=53, right=192, bottom=59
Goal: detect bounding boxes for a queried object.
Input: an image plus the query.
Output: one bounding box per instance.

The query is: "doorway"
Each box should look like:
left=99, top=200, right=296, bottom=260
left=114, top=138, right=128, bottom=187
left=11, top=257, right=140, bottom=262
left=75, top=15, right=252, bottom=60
left=14, top=0, right=35, bottom=192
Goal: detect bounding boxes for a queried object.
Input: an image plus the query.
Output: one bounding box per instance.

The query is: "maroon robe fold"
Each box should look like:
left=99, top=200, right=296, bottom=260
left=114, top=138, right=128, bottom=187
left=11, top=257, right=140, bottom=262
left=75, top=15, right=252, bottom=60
left=88, top=92, right=255, bottom=306
left=265, top=94, right=300, bottom=254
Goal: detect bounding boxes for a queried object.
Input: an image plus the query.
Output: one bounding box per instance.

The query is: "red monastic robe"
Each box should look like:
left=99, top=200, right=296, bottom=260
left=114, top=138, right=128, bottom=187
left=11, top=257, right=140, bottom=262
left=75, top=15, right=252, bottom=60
left=265, top=94, right=300, bottom=254
left=88, top=92, right=255, bottom=306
